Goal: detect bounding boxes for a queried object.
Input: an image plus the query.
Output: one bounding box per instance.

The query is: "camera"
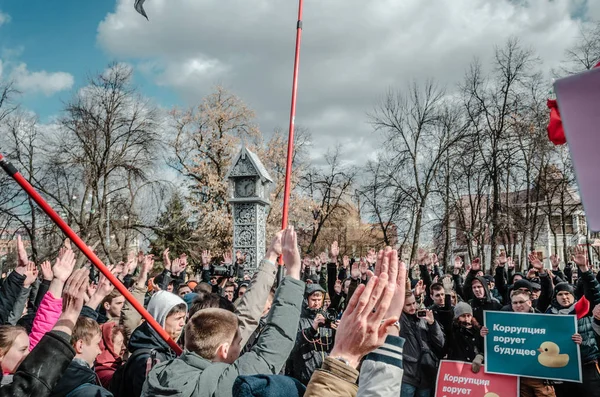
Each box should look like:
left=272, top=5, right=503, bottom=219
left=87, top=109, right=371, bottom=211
left=417, top=310, right=427, bottom=318
left=318, top=308, right=338, bottom=328
left=211, top=264, right=235, bottom=278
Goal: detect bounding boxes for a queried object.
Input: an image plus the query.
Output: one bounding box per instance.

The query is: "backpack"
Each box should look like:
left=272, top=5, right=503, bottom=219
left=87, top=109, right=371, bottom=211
left=108, top=348, right=161, bottom=397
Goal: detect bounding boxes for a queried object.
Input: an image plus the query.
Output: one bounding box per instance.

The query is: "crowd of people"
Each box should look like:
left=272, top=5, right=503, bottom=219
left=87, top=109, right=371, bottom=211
left=0, top=228, right=599, bottom=397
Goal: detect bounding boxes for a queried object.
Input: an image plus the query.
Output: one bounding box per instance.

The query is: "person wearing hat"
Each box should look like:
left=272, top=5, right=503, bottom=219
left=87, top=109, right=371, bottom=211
left=445, top=301, right=484, bottom=373
left=286, top=283, right=333, bottom=385
left=546, top=247, right=600, bottom=396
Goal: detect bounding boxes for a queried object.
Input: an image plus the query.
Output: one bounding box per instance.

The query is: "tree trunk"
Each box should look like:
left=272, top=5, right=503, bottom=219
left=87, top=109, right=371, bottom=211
left=410, top=204, right=424, bottom=265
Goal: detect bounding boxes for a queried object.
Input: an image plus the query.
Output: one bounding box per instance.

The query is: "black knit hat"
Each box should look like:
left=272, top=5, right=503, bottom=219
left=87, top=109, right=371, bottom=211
left=513, top=279, right=533, bottom=292
left=554, top=282, right=575, bottom=297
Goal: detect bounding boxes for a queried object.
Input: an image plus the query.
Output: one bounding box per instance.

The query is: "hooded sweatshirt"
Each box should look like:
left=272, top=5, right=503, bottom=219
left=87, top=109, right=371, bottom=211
left=95, top=322, right=124, bottom=388
left=464, top=272, right=502, bottom=325
left=117, top=291, right=186, bottom=397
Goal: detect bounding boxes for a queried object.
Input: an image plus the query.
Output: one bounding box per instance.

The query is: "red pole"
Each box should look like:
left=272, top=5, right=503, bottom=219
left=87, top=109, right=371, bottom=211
left=0, top=153, right=182, bottom=355
left=278, top=0, right=304, bottom=271
left=280, top=0, right=304, bottom=237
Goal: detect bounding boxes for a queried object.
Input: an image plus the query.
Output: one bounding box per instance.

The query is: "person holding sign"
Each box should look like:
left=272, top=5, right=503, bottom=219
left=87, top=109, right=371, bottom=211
left=545, top=246, right=600, bottom=396
left=483, top=290, right=559, bottom=396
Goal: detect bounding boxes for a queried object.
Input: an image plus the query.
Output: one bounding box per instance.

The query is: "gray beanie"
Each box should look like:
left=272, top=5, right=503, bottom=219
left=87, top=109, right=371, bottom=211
left=453, top=302, right=473, bottom=320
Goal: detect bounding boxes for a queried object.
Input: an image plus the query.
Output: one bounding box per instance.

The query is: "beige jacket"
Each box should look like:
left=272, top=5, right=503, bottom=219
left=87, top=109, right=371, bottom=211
left=305, top=357, right=359, bottom=397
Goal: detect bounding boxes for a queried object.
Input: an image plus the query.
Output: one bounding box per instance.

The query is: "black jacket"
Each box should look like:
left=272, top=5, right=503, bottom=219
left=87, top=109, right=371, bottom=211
left=119, top=322, right=177, bottom=397
left=445, top=321, right=484, bottom=362
left=427, top=294, right=454, bottom=333
left=50, top=359, right=112, bottom=397
left=0, top=331, right=75, bottom=397
left=286, top=304, right=334, bottom=385
left=465, top=273, right=502, bottom=324
left=400, top=313, right=445, bottom=388
left=0, top=271, right=26, bottom=325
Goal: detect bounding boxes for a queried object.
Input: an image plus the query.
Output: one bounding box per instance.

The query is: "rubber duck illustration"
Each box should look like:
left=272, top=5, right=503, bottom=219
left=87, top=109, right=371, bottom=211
left=537, top=341, right=569, bottom=368
left=483, top=393, right=499, bottom=397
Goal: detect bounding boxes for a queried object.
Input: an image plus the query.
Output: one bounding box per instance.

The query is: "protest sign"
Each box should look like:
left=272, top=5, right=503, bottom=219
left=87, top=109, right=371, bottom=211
left=435, top=360, right=518, bottom=397
left=484, top=311, right=581, bottom=382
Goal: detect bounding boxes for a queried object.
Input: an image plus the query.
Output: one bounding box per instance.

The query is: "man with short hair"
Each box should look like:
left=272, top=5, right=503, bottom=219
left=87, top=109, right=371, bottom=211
left=101, top=290, right=125, bottom=324
left=223, top=282, right=236, bottom=302
left=427, top=282, right=453, bottom=332
left=141, top=226, right=304, bottom=397
left=50, top=316, right=112, bottom=397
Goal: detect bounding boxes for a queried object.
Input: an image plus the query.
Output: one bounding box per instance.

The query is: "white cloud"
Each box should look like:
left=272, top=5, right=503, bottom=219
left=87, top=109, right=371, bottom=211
left=10, top=63, right=74, bottom=96
left=0, top=11, right=10, bottom=27
left=97, top=0, right=594, bottom=164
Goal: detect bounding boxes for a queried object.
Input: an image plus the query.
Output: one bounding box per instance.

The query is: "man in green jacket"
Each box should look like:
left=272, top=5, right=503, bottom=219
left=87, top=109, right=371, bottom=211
left=141, top=226, right=303, bottom=397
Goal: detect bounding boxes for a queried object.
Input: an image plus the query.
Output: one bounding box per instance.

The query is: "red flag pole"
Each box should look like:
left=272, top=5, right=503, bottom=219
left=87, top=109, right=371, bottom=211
left=280, top=0, right=304, bottom=238
left=0, top=153, right=182, bottom=355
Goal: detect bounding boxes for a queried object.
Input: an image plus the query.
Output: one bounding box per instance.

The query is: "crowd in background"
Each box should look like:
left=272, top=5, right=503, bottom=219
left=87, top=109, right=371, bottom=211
left=0, top=228, right=599, bottom=397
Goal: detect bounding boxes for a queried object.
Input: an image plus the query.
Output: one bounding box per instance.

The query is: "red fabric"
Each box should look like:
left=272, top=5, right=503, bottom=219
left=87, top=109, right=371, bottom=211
left=575, top=295, right=590, bottom=320
left=95, top=322, right=124, bottom=388
left=547, top=60, right=600, bottom=145
left=547, top=99, right=566, bottom=145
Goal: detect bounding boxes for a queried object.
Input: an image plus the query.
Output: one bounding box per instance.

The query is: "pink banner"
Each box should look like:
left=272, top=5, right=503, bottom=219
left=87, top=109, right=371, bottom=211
left=435, top=360, right=519, bottom=397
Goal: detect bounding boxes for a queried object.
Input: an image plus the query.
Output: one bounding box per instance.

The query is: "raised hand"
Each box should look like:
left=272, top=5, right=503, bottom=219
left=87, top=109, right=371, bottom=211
left=330, top=247, right=398, bottom=368
left=60, top=268, right=90, bottom=322
left=417, top=248, right=431, bottom=266
left=15, top=235, right=29, bottom=274
left=201, top=250, right=212, bottom=266
left=40, top=260, right=54, bottom=281
left=162, top=248, right=172, bottom=271
left=359, top=258, right=369, bottom=275
left=366, top=248, right=377, bottom=265
left=179, top=253, right=188, bottom=269
left=414, top=279, right=426, bottom=296
left=454, top=256, right=463, bottom=274
left=24, top=262, right=38, bottom=287
left=507, top=256, right=515, bottom=269
left=342, top=255, right=350, bottom=269
left=350, top=260, right=360, bottom=279
left=330, top=241, right=339, bottom=262
left=53, top=248, right=76, bottom=283
left=528, top=252, right=543, bottom=272
left=236, top=251, right=246, bottom=265
left=431, top=253, right=439, bottom=265
left=171, top=257, right=186, bottom=276
left=498, top=251, right=507, bottom=267
left=424, top=309, right=435, bottom=325
left=282, top=226, right=301, bottom=280
left=572, top=246, right=589, bottom=272
left=471, top=258, right=481, bottom=272
left=223, top=251, right=233, bottom=265
left=550, top=254, right=560, bottom=269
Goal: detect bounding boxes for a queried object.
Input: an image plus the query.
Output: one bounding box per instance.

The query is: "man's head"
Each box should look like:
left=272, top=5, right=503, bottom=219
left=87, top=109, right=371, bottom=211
left=305, top=284, right=325, bottom=310
left=210, top=276, right=218, bottom=285
left=403, top=292, right=418, bottom=315
left=237, top=283, right=248, bottom=299
left=185, top=308, right=241, bottom=364
left=430, top=283, right=445, bottom=306
left=189, top=292, right=235, bottom=318
left=147, top=291, right=187, bottom=341
left=510, top=290, right=532, bottom=313
left=223, top=282, right=236, bottom=302
left=194, top=282, right=213, bottom=294
left=178, top=284, right=193, bottom=297
left=453, top=302, right=474, bottom=328
left=72, top=317, right=102, bottom=366
left=554, top=282, right=575, bottom=308
left=102, top=290, right=125, bottom=319
left=471, top=278, right=486, bottom=299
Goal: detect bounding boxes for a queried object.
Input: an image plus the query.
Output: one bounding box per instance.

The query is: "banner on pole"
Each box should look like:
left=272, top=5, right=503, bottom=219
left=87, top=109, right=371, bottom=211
left=435, top=360, right=518, bottom=397
left=484, top=311, right=582, bottom=382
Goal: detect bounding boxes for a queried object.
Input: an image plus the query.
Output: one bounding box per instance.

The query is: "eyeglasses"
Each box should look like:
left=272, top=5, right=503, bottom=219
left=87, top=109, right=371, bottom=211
left=511, top=300, right=528, bottom=305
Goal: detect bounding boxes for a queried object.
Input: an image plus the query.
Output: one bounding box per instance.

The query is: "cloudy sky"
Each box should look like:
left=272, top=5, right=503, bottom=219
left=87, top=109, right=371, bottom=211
left=0, top=0, right=599, bottom=163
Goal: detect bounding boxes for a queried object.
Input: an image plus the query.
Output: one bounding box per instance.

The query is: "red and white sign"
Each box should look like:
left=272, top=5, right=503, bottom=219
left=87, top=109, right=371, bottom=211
left=436, top=360, right=519, bottom=397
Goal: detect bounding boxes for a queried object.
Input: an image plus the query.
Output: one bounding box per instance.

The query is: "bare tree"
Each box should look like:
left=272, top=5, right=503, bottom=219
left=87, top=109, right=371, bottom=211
left=370, top=81, right=468, bottom=263
left=555, top=22, right=600, bottom=76
left=461, top=38, right=538, bottom=268
left=299, top=146, right=357, bottom=254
